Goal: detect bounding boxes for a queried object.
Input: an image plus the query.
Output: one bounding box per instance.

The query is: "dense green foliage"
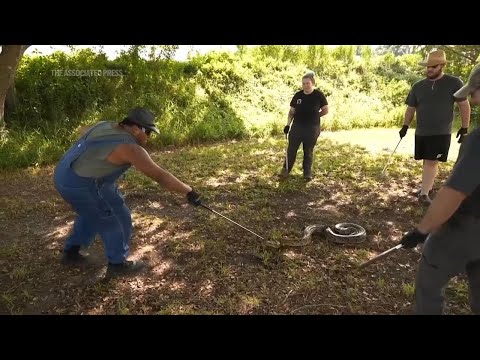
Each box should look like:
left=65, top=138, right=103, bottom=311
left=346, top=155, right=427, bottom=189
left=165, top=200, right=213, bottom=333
left=1, top=45, right=478, bottom=169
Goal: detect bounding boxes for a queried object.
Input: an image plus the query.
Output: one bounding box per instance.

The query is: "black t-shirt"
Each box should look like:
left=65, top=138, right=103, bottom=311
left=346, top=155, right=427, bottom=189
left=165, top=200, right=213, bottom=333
left=445, top=127, right=480, bottom=217
left=290, top=89, right=328, bottom=126
left=404, top=74, right=464, bottom=136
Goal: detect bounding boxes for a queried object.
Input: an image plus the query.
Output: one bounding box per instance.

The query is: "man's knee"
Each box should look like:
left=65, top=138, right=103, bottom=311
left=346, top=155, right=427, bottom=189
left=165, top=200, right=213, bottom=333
left=423, top=159, right=439, bottom=167
left=413, top=256, right=448, bottom=314
left=415, top=258, right=438, bottom=293
left=116, top=205, right=132, bottom=232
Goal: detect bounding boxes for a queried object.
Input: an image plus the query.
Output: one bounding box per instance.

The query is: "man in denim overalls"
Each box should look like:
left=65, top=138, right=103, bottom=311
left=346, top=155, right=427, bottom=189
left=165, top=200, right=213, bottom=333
left=399, top=64, right=480, bottom=314
left=54, top=107, right=201, bottom=277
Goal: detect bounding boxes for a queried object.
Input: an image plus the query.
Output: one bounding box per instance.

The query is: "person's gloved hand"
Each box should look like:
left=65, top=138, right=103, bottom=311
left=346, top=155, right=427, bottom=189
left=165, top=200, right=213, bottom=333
left=400, top=229, right=428, bottom=249
left=456, top=127, right=468, bottom=143
left=284, top=125, right=290, bottom=135
left=399, top=125, right=408, bottom=139
left=186, top=189, right=202, bottom=207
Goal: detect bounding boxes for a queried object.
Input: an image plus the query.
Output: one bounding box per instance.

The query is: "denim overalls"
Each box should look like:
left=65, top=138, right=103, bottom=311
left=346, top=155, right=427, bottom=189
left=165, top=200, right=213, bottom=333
left=53, top=123, right=137, bottom=264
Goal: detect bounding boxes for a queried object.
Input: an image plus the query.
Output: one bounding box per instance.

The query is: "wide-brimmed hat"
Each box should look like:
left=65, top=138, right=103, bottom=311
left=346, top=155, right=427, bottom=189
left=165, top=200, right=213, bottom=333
left=454, top=63, right=480, bottom=99
left=418, top=49, right=447, bottom=67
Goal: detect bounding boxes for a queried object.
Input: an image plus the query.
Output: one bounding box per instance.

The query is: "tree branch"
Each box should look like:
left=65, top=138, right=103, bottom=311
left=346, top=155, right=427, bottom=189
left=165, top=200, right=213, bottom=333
left=440, top=45, right=478, bottom=64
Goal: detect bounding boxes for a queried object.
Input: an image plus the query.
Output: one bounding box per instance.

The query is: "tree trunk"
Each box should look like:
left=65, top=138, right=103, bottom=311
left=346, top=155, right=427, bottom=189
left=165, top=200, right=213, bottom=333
left=0, top=45, right=29, bottom=130
left=5, top=83, right=17, bottom=114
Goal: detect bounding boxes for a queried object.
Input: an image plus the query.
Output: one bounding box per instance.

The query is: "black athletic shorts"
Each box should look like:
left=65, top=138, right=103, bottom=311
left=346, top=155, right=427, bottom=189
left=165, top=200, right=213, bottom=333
left=414, top=134, right=451, bottom=162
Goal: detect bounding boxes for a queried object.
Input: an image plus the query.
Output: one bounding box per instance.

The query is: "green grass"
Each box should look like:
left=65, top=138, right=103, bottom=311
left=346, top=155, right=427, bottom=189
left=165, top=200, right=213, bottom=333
left=402, top=283, right=415, bottom=298
left=0, top=128, right=73, bottom=169
left=0, top=128, right=472, bottom=315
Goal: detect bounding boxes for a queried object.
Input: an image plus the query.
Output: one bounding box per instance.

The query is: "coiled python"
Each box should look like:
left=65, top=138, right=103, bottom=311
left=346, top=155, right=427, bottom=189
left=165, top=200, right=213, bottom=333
left=265, top=223, right=367, bottom=248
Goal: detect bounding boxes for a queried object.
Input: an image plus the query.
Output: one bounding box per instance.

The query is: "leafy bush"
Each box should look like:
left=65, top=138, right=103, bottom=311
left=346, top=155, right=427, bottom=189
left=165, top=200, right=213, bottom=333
left=2, top=45, right=464, bottom=169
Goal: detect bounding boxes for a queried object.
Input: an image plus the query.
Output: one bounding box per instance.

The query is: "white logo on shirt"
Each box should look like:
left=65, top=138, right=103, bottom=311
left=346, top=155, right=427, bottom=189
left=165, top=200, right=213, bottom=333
left=296, top=99, right=302, bottom=105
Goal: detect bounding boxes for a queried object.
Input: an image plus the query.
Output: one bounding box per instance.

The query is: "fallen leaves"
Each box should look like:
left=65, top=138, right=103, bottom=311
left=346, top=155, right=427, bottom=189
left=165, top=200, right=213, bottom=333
left=0, top=133, right=469, bottom=315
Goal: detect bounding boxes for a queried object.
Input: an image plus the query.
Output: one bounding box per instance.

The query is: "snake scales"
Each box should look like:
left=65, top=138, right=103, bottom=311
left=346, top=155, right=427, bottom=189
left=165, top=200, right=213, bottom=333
left=265, top=223, right=367, bottom=248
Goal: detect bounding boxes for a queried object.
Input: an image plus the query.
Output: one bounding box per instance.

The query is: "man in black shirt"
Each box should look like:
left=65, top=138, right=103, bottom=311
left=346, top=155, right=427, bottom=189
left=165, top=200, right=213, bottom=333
left=280, top=72, right=329, bottom=181
left=399, top=64, right=480, bottom=314
left=399, top=50, right=470, bottom=205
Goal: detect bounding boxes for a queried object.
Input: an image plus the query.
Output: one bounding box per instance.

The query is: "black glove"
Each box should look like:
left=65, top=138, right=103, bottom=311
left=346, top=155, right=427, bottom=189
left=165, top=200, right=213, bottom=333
left=186, top=189, right=201, bottom=207
left=456, top=127, right=468, bottom=143
left=399, top=125, right=408, bottom=139
left=400, top=229, right=428, bottom=249
left=283, top=125, right=290, bottom=135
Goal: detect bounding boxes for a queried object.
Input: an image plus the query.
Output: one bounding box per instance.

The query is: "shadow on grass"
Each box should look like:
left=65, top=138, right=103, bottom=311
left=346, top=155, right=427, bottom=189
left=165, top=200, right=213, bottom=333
left=0, top=135, right=469, bottom=315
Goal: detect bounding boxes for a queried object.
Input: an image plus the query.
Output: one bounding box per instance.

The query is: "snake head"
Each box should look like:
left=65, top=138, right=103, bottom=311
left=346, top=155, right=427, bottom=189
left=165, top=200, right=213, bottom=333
left=265, top=240, right=281, bottom=249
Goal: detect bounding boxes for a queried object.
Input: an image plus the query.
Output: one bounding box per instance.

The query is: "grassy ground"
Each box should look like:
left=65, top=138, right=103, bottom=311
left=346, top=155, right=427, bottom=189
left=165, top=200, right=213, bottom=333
left=0, top=129, right=471, bottom=315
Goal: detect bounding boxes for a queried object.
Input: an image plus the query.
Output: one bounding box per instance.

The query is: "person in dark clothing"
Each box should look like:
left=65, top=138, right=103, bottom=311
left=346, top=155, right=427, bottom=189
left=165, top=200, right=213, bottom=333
left=399, top=49, right=471, bottom=205
left=279, top=72, right=329, bottom=181
left=54, top=107, right=202, bottom=277
left=399, top=64, right=480, bottom=314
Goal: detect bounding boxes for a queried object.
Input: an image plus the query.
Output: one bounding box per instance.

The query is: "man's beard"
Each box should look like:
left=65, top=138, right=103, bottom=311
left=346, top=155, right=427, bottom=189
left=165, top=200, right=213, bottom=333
left=427, top=69, right=441, bottom=79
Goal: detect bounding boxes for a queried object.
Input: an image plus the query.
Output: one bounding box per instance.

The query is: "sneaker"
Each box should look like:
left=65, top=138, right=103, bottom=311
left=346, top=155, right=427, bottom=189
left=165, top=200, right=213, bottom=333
left=61, top=246, right=89, bottom=265
left=418, top=194, right=432, bottom=205
left=106, top=260, right=146, bottom=277
left=414, top=189, right=435, bottom=198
